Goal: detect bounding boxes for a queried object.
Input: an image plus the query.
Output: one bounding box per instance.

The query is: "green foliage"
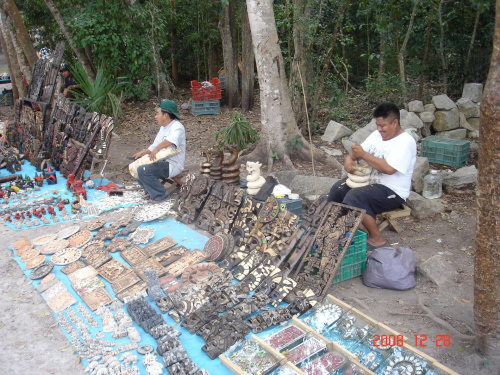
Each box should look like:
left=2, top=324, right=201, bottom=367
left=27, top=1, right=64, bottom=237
left=270, top=152, right=280, bottom=160
left=70, top=62, right=124, bottom=124
left=285, top=135, right=303, bottom=154
left=365, top=73, right=415, bottom=108
left=214, top=111, right=259, bottom=151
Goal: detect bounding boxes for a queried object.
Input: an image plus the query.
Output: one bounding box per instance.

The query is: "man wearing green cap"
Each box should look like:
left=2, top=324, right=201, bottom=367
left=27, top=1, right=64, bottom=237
left=133, top=99, right=186, bottom=202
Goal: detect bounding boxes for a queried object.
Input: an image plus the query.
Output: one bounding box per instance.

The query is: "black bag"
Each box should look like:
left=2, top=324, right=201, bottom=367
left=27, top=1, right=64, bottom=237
left=363, top=247, right=416, bottom=290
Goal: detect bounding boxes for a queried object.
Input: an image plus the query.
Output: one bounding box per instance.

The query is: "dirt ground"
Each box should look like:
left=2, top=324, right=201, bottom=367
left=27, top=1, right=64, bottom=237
left=0, top=91, right=497, bottom=375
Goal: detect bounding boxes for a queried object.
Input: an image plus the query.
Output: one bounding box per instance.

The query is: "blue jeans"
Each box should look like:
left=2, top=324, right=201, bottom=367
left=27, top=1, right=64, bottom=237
left=136, top=160, right=170, bottom=201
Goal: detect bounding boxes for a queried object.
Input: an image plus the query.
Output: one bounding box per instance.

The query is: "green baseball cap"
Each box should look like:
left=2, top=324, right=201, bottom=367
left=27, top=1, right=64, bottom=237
left=158, top=99, right=181, bottom=120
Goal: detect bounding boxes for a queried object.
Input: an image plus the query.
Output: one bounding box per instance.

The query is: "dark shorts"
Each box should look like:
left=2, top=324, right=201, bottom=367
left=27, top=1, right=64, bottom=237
left=327, top=177, right=404, bottom=218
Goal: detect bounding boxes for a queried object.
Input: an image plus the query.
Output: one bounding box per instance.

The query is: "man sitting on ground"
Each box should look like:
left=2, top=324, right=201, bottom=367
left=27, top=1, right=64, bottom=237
left=133, top=99, right=186, bottom=203
left=327, top=102, right=416, bottom=250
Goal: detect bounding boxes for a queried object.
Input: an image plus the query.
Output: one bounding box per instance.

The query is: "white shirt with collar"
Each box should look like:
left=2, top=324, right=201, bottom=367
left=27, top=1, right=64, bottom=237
left=148, top=119, right=186, bottom=178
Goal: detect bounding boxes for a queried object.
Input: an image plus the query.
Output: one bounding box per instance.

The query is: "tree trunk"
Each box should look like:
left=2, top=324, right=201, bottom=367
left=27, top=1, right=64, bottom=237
left=378, top=31, right=387, bottom=78
left=290, top=0, right=312, bottom=127
left=170, top=0, right=178, bottom=86
left=241, top=2, right=254, bottom=112
left=397, top=0, right=420, bottom=108
left=2, top=0, right=37, bottom=69
left=6, top=16, right=31, bottom=84
left=464, top=5, right=481, bottom=75
left=44, top=0, right=96, bottom=82
left=0, top=25, right=18, bottom=100
left=208, top=44, right=219, bottom=79
left=474, top=0, right=500, bottom=363
left=244, top=0, right=342, bottom=173
left=219, top=0, right=241, bottom=108
left=0, top=10, right=26, bottom=97
left=310, top=2, right=348, bottom=124
left=438, top=0, right=448, bottom=94
left=418, top=3, right=434, bottom=101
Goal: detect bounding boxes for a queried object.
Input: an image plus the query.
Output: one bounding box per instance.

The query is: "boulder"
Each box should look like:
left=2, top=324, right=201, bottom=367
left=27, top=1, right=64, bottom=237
left=408, top=100, right=425, bottom=113
left=424, top=103, right=436, bottom=113
left=405, top=128, right=420, bottom=142
left=320, top=146, right=343, bottom=156
left=468, top=130, right=479, bottom=139
left=467, top=117, right=480, bottom=131
left=406, top=191, right=446, bottom=220
left=417, top=255, right=457, bottom=286
left=411, top=157, right=430, bottom=194
left=418, top=111, right=435, bottom=124
left=442, top=166, right=477, bottom=194
left=289, top=175, right=338, bottom=196
left=432, top=108, right=460, bottom=131
left=321, top=120, right=353, bottom=142
left=456, top=98, right=480, bottom=119
left=462, top=83, right=483, bottom=103
left=435, top=129, right=467, bottom=139
left=400, top=110, right=424, bottom=130
left=432, top=94, right=457, bottom=111
left=349, top=126, right=374, bottom=145
left=342, top=139, right=354, bottom=153
left=459, top=112, right=474, bottom=131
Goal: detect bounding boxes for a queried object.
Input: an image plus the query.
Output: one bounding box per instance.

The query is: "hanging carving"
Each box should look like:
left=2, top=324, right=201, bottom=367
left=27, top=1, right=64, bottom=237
left=176, top=174, right=211, bottom=224
left=221, top=144, right=240, bottom=184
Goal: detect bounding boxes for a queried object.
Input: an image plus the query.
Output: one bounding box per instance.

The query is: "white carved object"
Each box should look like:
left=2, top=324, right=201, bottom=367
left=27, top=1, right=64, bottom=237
left=246, top=161, right=266, bottom=195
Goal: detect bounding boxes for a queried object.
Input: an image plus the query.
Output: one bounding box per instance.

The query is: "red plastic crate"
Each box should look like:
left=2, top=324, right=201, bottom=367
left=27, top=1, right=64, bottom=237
left=190, top=78, right=222, bottom=101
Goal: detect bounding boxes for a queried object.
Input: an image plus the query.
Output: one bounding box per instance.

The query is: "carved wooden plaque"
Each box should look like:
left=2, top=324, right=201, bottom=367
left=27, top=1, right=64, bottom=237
left=47, top=290, right=77, bottom=313
left=81, top=288, right=113, bottom=311
left=156, top=246, right=188, bottom=267
left=132, top=257, right=166, bottom=280
left=61, top=260, right=86, bottom=275
left=142, top=236, right=177, bottom=257
left=83, top=249, right=112, bottom=269
left=121, top=245, right=147, bottom=266
left=163, top=249, right=207, bottom=277
left=97, top=259, right=130, bottom=283
left=111, top=270, right=142, bottom=295
left=67, top=265, right=98, bottom=283
left=115, top=282, right=147, bottom=301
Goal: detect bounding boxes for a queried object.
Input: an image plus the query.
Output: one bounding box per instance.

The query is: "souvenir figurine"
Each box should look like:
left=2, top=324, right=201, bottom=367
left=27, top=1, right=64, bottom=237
left=43, top=164, right=57, bottom=185
left=73, top=180, right=87, bottom=200
left=66, top=174, right=76, bottom=191
left=22, top=175, right=34, bottom=189
left=33, top=173, right=44, bottom=187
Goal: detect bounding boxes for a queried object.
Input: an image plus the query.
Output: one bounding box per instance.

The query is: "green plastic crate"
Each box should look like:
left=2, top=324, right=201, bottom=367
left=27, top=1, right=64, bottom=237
left=277, top=197, right=302, bottom=220
left=331, top=230, right=367, bottom=284
left=190, top=99, right=220, bottom=116
left=420, top=136, right=470, bottom=168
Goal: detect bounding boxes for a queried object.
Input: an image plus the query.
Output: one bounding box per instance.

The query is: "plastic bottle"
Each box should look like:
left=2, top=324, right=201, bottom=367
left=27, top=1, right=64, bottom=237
left=422, top=170, right=442, bottom=199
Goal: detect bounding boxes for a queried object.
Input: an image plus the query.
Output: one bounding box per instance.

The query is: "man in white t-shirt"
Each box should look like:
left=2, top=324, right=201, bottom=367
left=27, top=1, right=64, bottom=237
left=133, top=100, right=186, bottom=203
left=328, top=102, right=416, bottom=250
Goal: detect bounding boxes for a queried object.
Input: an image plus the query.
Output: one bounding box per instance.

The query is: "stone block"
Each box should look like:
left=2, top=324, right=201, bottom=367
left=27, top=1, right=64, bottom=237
left=349, top=126, right=373, bottom=145
left=321, top=120, right=353, bottom=142
left=467, top=117, right=480, bottom=130
left=418, top=111, right=435, bottom=124
left=432, top=108, right=460, bottom=131
left=406, top=191, right=446, bottom=220
left=432, top=94, right=457, bottom=110
left=442, top=166, right=477, bottom=194
left=411, top=157, right=429, bottom=194
left=342, top=139, right=354, bottom=153
left=462, top=83, right=483, bottom=103
left=424, top=103, right=436, bottom=113
left=400, top=110, right=424, bottom=130
left=456, top=98, right=480, bottom=119
left=468, top=130, right=479, bottom=139
left=408, top=100, right=425, bottom=113
left=271, top=171, right=299, bottom=188
left=417, top=255, right=457, bottom=286
left=435, top=129, right=467, bottom=139
left=289, top=175, right=338, bottom=196
left=319, top=146, right=343, bottom=156
left=459, top=112, right=474, bottom=131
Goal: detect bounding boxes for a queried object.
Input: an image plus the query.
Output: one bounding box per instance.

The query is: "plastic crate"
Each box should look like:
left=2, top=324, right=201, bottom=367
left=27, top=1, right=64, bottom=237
left=0, top=91, right=13, bottom=106
left=331, top=230, right=367, bottom=284
left=218, top=74, right=242, bottom=90
left=420, top=136, right=470, bottom=168
left=190, top=100, right=220, bottom=116
left=277, top=197, right=302, bottom=219
left=190, top=78, right=222, bottom=101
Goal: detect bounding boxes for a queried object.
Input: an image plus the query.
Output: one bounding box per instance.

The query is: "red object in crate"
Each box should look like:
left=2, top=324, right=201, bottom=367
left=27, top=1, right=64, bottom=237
left=190, top=78, right=222, bottom=101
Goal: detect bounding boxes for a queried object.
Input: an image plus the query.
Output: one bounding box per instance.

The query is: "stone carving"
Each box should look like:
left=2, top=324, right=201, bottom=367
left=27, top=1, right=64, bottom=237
left=221, top=144, right=240, bottom=184
left=145, top=268, right=163, bottom=302
left=177, top=174, right=211, bottom=224
left=246, top=161, right=266, bottom=195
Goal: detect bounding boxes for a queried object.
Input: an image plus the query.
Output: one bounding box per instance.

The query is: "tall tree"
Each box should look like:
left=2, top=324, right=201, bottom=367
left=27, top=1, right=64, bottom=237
left=245, top=0, right=341, bottom=173
left=241, top=2, right=254, bottom=111
left=2, top=0, right=37, bottom=69
left=0, top=24, right=18, bottom=100
left=474, top=0, right=500, bottom=363
left=6, top=14, right=31, bottom=84
left=219, top=0, right=240, bottom=108
left=44, top=0, right=96, bottom=81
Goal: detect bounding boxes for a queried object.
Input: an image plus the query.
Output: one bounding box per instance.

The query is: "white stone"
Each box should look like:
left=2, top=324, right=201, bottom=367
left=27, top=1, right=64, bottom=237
left=418, top=111, right=435, bottom=124
left=424, top=103, right=436, bottom=113
left=411, top=157, right=429, bottom=194
left=406, top=191, right=446, bottom=220
left=432, top=94, right=457, bottom=110
left=321, top=120, right=353, bottom=142
left=459, top=112, right=474, bottom=131
left=349, top=125, right=373, bottom=145
left=456, top=97, right=480, bottom=118
left=342, top=139, right=354, bottom=153
left=462, top=83, right=483, bottom=103
left=400, top=110, right=424, bottom=130
left=408, top=100, right=425, bottom=113
left=320, top=146, right=343, bottom=156
left=433, top=108, right=460, bottom=131
left=467, top=117, right=480, bottom=131
left=435, top=129, right=467, bottom=139
left=417, top=255, right=457, bottom=286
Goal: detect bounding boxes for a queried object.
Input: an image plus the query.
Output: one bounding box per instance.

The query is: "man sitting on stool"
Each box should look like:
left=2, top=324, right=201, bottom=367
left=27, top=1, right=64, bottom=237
left=133, top=100, right=186, bottom=203
left=327, top=102, right=416, bottom=250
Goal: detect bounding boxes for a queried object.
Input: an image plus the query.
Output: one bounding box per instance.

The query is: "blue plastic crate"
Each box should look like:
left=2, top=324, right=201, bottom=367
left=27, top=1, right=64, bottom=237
left=190, top=100, right=220, bottom=116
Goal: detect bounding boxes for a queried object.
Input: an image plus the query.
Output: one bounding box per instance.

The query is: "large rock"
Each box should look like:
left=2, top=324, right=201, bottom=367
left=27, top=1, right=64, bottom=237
left=321, top=120, right=353, bottom=142
left=462, top=83, right=483, bottom=103
left=419, top=112, right=435, bottom=138
left=424, top=103, right=436, bottom=113
left=342, top=139, right=354, bottom=153
left=406, top=191, right=446, bottom=220
left=432, top=108, right=460, bottom=131
left=467, top=117, right=480, bottom=131
left=417, top=255, right=457, bottom=286
left=468, top=130, right=479, bottom=139
left=411, top=157, right=430, bottom=194
left=289, top=175, right=338, bottom=196
left=456, top=98, right=480, bottom=119
left=432, top=94, right=457, bottom=111
left=442, top=166, right=477, bottom=194
left=408, top=100, right=425, bottom=113
left=400, top=110, right=424, bottom=130
left=320, top=146, right=343, bottom=156
left=435, top=129, right=467, bottom=139
left=349, top=126, right=374, bottom=145
left=459, top=112, right=474, bottom=131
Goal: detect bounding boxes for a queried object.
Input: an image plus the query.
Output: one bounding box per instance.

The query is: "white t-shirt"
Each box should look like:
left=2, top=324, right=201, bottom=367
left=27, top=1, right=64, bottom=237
left=361, top=130, right=416, bottom=200
left=148, top=119, right=186, bottom=178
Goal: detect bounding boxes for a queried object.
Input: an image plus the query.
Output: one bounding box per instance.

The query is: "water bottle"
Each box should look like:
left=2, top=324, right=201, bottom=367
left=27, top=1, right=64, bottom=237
left=422, top=170, right=442, bottom=199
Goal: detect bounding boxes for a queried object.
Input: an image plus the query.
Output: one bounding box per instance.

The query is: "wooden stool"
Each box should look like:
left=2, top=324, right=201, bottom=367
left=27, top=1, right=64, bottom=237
left=161, top=169, right=189, bottom=194
left=376, top=204, right=411, bottom=233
